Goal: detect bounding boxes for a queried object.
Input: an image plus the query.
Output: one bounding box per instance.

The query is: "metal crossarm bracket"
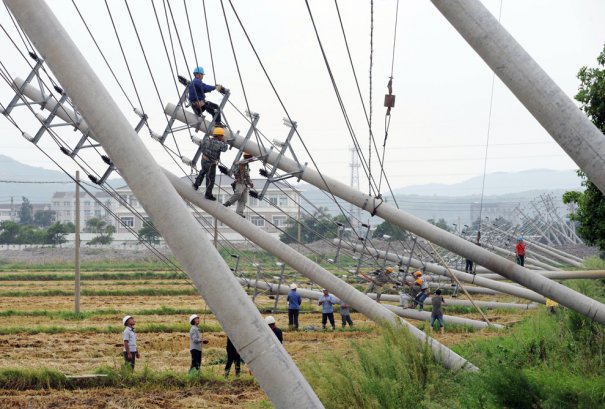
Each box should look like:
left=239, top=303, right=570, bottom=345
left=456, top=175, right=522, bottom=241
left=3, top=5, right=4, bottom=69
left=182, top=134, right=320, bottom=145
left=159, top=85, right=190, bottom=144
left=256, top=118, right=306, bottom=200
left=2, top=53, right=44, bottom=116
left=31, top=91, right=69, bottom=143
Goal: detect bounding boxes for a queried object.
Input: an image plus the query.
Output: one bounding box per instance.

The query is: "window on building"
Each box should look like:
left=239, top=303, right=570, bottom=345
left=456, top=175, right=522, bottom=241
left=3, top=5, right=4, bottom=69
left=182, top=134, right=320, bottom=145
left=249, top=197, right=259, bottom=207
left=84, top=201, right=91, bottom=207
left=63, top=201, right=70, bottom=206
left=268, top=195, right=278, bottom=206
left=84, top=210, right=91, bottom=217
left=272, top=216, right=287, bottom=227
left=53, top=202, right=60, bottom=207
left=131, top=199, right=138, bottom=207
left=250, top=216, right=265, bottom=227
left=121, top=216, right=134, bottom=227
left=94, top=210, right=101, bottom=217
left=279, top=196, right=289, bottom=206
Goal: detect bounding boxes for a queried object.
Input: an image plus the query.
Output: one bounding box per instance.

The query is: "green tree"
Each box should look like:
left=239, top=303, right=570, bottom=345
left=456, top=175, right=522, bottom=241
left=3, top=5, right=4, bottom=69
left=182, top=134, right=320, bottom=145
left=46, top=222, right=68, bottom=245
left=33, top=210, right=56, bottom=227
left=84, top=218, right=115, bottom=245
left=372, top=220, right=408, bottom=240
left=279, top=207, right=340, bottom=244
left=0, top=221, right=20, bottom=244
left=563, top=44, right=605, bottom=250
left=18, top=197, right=34, bottom=225
left=427, top=218, right=451, bottom=232
left=138, top=222, right=160, bottom=245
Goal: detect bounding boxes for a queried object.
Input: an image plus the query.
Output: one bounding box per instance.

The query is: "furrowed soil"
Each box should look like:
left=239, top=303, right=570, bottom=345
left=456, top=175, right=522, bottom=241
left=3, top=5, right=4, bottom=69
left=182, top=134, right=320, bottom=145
left=0, top=254, right=532, bottom=408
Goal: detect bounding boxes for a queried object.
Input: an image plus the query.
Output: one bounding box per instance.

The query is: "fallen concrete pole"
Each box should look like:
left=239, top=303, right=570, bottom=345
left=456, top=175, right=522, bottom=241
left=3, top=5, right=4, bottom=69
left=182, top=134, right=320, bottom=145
left=337, top=240, right=546, bottom=303
left=163, top=106, right=605, bottom=325
left=165, top=170, right=478, bottom=371
left=429, top=0, right=605, bottom=194
left=237, top=277, right=502, bottom=329
left=5, top=3, right=322, bottom=406
left=367, top=294, right=537, bottom=310
left=479, top=270, right=605, bottom=281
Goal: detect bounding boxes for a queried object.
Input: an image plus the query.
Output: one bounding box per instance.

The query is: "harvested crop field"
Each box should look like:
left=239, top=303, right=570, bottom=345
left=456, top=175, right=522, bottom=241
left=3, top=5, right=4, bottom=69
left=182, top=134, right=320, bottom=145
left=0, top=261, right=533, bottom=408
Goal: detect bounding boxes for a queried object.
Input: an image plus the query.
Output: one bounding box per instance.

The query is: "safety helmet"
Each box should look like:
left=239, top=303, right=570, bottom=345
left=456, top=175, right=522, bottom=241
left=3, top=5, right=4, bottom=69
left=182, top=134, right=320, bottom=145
left=193, top=66, right=205, bottom=75
left=213, top=127, right=225, bottom=137
left=517, top=237, right=523, bottom=241
left=189, top=314, right=200, bottom=324
left=122, top=315, right=133, bottom=326
left=413, top=271, right=423, bottom=278
left=385, top=266, right=394, bottom=274
left=265, top=316, right=276, bottom=325
left=290, top=283, right=297, bottom=290
left=415, top=278, right=423, bottom=286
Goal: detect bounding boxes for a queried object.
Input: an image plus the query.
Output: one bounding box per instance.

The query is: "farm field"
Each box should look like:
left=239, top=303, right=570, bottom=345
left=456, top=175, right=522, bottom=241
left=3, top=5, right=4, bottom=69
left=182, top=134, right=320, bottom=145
left=0, top=260, right=601, bottom=408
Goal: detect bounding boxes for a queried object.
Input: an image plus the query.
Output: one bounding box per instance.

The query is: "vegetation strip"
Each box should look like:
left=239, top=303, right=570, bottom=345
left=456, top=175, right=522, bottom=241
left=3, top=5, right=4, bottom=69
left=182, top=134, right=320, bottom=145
left=0, top=288, right=198, bottom=297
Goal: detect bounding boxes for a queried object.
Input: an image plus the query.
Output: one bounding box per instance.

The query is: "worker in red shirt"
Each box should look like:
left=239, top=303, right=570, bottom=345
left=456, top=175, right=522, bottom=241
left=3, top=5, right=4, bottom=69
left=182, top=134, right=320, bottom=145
left=515, top=237, right=526, bottom=266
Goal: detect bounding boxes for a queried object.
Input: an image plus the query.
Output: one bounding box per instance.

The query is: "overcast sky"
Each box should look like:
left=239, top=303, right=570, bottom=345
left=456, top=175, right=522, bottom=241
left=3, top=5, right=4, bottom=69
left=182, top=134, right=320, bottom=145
left=1, top=0, right=604, bottom=195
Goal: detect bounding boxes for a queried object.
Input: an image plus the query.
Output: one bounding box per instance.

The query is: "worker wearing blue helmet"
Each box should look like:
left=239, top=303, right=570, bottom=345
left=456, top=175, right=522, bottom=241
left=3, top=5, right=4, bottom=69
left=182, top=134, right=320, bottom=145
left=189, top=66, right=226, bottom=127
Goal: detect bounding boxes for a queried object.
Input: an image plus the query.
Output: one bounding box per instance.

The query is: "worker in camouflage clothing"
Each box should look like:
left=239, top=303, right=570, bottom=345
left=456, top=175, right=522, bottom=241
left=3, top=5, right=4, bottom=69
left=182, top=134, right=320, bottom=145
left=192, top=127, right=229, bottom=200
left=365, top=266, right=395, bottom=303
left=224, top=152, right=254, bottom=216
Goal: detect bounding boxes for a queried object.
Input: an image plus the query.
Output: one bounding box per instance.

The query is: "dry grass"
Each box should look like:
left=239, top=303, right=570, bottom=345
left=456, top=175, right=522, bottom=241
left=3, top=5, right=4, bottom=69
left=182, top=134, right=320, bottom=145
left=0, top=270, right=536, bottom=408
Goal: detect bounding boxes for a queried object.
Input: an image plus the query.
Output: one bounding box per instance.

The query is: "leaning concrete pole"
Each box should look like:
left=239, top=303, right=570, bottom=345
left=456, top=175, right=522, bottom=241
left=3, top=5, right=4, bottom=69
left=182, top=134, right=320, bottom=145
left=430, top=0, right=605, bottom=193
left=3, top=2, right=322, bottom=407
left=165, top=170, right=478, bottom=371
left=165, top=106, right=605, bottom=325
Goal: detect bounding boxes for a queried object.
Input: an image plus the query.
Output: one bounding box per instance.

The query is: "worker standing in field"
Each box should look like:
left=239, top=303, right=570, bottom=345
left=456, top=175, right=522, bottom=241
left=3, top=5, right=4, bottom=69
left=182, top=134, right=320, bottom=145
left=122, top=315, right=139, bottom=369
left=318, top=289, right=337, bottom=330
left=224, top=337, right=241, bottom=377
left=430, top=289, right=446, bottom=333
left=516, top=237, right=526, bottom=266
left=413, top=272, right=429, bottom=311
left=286, top=283, right=302, bottom=330
left=265, top=316, right=283, bottom=343
left=340, top=302, right=353, bottom=328
left=189, top=314, right=208, bottom=373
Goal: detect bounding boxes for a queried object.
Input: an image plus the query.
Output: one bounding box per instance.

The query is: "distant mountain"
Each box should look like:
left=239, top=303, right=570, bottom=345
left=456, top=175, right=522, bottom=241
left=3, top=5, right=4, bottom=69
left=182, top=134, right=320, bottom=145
left=0, top=155, right=123, bottom=203
left=392, top=169, right=582, bottom=197
left=299, top=169, right=583, bottom=225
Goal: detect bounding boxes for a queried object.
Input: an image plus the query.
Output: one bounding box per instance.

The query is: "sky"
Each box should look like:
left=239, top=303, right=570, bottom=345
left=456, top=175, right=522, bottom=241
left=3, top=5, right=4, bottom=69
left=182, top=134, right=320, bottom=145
left=1, top=0, right=605, bottom=196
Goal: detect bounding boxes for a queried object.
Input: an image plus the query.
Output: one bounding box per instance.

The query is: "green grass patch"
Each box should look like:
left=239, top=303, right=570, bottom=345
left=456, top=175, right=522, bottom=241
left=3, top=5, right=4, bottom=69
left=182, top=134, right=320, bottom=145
left=0, top=288, right=197, bottom=297
left=582, top=255, right=605, bottom=270
left=0, top=260, right=175, bottom=272
left=0, top=271, right=188, bottom=281
left=0, top=322, right=222, bottom=335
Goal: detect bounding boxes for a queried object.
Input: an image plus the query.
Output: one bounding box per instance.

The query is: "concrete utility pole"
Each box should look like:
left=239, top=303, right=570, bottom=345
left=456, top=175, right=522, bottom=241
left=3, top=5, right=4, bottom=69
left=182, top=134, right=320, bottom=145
left=430, top=0, right=605, bottom=194
left=4, top=2, right=322, bottom=407
left=74, top=170, right=80, bottom=314
left=165, top=106, right=605, bottom=325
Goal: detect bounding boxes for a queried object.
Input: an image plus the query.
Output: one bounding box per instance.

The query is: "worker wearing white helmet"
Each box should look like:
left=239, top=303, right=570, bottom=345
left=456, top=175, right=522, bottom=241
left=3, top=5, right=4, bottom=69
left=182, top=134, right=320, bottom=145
left=286, top=283, right=302, bottom=331
left=265, top=316, right=283, bottom=344
left=189, top=314, right=208, bottom=372
left=122, top=315, right=139, bottom=369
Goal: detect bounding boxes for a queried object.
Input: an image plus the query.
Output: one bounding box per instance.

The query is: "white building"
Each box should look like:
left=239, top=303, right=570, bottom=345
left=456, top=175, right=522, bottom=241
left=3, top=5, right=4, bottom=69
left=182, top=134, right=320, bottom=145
left=112, top=176, right=300, bottom=241
left=50, top=190, right=114, bottom=225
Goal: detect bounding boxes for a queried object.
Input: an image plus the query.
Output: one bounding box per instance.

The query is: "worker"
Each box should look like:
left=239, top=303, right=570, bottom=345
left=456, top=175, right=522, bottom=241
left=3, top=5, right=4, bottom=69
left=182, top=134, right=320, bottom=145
left=122, top=315, right=140, bottom=369
left=318, top=289, right=337, bottom=330
left=224, top=337, right=241, bottom=378
left=546, top=298, right=559, bottom=314
left=340, top=302, right=353, bottom=328
left=515, top=237, right=526, bottom=266
left=189, top=66, right=225, bottom=127
left=430, top=289, right=446, bottom=333
left=265, top=316, right=283, bottom=343
left=413, top=274, right=429, bottom=311
left=224, top=152, right=254, bottom=216
left=365, top=266, right=395, bottom=303
left=192, top=127, right=229, bottom=200
left=286, top=283, right=302, bottom=330
left=189, top=314, right=208, bottom=373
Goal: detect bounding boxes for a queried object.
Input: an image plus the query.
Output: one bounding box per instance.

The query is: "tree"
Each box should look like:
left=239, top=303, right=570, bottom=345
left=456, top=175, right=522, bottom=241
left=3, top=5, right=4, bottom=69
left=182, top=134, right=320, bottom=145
left=0, top=221, right=20, bottom=244
left=427, top=218, right=452, bottom=232
left=85, top=218, right=115, bottom=245
left=18, top=197, right=33, bottom=225
left=34, top=210, right=55, bottom=227
left=372, top=220, right=408, bottom=240
left=563, top=44, right=605, bottom=250
left=279, top=207, right=340, bottom=244
left=46, top=222, right=68, bottom=245
left=138, top=222, right=160, bottom=245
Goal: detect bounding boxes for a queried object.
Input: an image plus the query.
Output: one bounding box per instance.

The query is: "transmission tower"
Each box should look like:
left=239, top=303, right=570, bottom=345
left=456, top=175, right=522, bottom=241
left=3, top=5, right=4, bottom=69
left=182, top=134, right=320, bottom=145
left=349, top=147, right=361, bottom=233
